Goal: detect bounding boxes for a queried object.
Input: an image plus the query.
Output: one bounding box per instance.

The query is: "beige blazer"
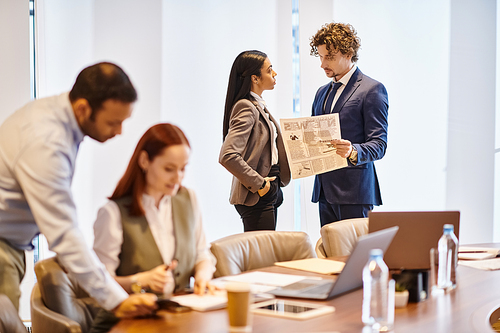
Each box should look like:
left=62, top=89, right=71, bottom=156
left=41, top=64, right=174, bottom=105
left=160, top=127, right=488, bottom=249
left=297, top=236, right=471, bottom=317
left=219, top=99, right=290, bottom=206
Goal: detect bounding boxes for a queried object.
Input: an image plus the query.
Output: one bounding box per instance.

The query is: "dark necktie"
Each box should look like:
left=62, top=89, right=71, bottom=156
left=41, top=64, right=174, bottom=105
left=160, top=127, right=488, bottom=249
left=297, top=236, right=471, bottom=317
left=323, top=82, right=343, bottom=114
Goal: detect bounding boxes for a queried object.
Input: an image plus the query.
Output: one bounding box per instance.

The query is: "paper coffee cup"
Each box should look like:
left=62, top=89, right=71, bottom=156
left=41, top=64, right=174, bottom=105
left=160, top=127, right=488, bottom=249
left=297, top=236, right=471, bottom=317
left=225, top=282, right=253, bottom=333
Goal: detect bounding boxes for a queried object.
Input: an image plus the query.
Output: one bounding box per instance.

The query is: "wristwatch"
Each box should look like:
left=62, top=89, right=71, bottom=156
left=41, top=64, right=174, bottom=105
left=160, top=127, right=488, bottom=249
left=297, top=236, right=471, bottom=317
left=349, top=145, right=358, bottom=163
left=260, top=179, right=267, bottom=190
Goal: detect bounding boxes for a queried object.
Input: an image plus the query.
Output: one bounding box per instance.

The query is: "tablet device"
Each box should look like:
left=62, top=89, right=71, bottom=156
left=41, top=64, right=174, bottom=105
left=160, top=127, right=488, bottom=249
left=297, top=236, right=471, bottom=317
left=251, top=299, right=335, bottom=320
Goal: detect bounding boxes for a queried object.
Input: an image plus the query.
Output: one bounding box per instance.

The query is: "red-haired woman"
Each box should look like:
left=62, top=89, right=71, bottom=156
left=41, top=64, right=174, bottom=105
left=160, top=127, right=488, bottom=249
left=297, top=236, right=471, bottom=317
left=93, top=123, right=215, bottom=298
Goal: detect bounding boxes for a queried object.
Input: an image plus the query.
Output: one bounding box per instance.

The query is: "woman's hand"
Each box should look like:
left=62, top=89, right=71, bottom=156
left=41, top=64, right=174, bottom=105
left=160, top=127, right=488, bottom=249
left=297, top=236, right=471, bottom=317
left=136, top=261, right=178, bottom=293
left=193, top=259, right=216, bottom=295
left=193, top=278, right=215, bottom=295
left=258, top=176, right=276, bottom=197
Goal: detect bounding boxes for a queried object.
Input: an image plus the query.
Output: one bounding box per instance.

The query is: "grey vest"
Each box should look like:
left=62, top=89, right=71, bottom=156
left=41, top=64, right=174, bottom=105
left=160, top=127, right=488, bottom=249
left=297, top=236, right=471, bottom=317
left=113, top=187, right=196, bottom=292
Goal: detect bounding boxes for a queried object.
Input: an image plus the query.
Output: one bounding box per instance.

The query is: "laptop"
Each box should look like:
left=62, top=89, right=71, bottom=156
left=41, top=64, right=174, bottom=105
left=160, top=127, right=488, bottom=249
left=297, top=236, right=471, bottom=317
left=368, top=211, right=460, bottom=270
left=268, top=226, right=399, bottom=300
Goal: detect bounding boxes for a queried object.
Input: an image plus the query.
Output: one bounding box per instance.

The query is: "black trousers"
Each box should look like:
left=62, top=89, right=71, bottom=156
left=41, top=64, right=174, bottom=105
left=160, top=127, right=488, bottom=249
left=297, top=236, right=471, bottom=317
left=318, top=188, right=373, bottom=227
left=235, top=165, right=283, bottom=232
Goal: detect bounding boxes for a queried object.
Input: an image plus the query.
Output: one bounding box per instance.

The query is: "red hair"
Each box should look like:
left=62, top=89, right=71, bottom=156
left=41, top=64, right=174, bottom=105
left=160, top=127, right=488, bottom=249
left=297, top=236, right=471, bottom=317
left=110, top=123, right=190, bottom=216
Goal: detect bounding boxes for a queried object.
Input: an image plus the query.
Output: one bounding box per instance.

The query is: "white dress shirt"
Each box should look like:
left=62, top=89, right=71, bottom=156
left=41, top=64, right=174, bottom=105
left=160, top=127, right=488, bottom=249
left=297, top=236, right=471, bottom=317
left=0, top=92, right=128, bottom=310
left=250, top=92, right=279, bottom=165
left=93, top=188, right=216, bottom=294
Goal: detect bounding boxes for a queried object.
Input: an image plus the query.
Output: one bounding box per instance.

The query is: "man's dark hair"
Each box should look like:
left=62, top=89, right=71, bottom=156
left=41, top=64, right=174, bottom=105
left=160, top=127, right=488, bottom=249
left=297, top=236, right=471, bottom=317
left=310, top=22, right=361, bottom=62
left=69, top=62, right=137, bottom=119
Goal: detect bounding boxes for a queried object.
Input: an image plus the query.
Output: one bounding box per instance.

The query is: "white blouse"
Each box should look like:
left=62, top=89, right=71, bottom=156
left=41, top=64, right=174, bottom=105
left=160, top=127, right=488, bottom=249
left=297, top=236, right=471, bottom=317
left=250, top=91, right=279, bottom=165
left=93, top=187, right=215, bottom=293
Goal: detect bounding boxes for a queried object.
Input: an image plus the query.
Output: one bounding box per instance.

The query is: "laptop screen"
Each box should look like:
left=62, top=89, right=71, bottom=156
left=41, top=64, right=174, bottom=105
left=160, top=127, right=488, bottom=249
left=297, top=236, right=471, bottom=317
left=368, top=211, right=460, bottom=270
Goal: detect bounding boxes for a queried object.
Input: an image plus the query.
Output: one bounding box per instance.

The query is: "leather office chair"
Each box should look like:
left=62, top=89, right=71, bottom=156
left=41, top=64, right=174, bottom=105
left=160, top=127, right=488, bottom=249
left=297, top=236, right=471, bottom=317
left=210, top=230, right=316, bottom=277
left=0, top=294, right=28, bottom=333
left=316, top=218, right=369, bottom=258
left=30, top=256, right=101, bottom=333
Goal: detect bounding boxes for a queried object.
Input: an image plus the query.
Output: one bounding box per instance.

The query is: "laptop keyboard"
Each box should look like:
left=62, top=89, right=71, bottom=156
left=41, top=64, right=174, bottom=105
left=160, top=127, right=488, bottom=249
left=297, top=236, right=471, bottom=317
left=282, top=280, right=332, bottom=294
left=300, top=282, right=332, bottom=294
left=283, top=281, right=319, bottom=290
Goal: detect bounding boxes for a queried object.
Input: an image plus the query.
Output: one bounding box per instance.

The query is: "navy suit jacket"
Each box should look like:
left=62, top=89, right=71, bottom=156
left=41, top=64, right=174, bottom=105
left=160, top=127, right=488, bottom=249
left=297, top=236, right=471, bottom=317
left=311, top=68, right=388, bottom=205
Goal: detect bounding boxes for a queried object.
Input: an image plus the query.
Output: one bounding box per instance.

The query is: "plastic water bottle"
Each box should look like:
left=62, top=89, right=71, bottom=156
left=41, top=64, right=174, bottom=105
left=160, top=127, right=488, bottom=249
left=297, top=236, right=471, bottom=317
left=362, top=249, right=393, bottom=331
left=437, top=224, right=458, bottom=289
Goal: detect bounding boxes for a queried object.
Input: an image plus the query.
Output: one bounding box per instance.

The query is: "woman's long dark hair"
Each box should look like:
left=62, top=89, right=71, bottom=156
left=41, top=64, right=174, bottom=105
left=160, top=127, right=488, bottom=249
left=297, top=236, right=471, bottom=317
left=110, top=123, right=190, bottom=216
left=222, top=50, right=267, bottom=140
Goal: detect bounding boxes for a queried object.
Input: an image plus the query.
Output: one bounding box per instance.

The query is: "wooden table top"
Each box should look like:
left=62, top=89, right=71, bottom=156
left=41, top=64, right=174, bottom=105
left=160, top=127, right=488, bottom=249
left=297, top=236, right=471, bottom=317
left=110, top=244, right=500, bottom=333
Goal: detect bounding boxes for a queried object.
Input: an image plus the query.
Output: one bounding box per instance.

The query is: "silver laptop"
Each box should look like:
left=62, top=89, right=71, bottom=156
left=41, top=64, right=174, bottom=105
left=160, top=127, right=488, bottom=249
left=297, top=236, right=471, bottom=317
left=269, top=226, right=399, bottom=300
left=368, top=211, right=460, bottom=270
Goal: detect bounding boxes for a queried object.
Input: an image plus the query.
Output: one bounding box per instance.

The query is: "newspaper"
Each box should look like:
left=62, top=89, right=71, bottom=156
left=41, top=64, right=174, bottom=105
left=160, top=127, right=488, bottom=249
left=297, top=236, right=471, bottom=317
left=280, top=114, right=347, bottom=179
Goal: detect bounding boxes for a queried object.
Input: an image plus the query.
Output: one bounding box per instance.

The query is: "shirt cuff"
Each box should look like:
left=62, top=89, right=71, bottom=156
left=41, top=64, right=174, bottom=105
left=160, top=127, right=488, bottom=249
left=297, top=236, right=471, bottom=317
left=95, top=279, right=129, bottom=311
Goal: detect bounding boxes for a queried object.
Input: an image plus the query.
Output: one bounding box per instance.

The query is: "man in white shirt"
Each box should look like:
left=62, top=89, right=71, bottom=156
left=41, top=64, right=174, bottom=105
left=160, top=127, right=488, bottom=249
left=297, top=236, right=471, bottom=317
left=0, top=62, right=158, bottom=316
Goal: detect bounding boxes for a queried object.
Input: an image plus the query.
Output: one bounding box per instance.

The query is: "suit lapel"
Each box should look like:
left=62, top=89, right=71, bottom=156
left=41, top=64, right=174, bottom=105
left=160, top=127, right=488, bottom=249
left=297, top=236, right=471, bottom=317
left=332, top=68, right=362, bottom=114
left=253, top=100, right=273, bottom=130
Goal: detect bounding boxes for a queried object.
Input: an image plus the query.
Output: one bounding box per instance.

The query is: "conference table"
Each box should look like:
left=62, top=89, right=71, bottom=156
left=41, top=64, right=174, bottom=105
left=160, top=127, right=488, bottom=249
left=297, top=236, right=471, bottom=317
left=110, top=244, right=500, bottom=333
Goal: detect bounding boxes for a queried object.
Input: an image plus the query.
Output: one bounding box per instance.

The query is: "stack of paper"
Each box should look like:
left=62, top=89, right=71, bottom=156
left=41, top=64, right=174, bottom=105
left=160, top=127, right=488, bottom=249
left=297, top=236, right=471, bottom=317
left=458, top=246, right=500, bottom=271
left=173, top=272, right=298, bottom=311
left=458, top=258, right=500, bottom=271
left=274, top=258, right=345, bottom=275
left=170, top=291, right=228, bottom=311
left=458, top=246, right=500, bottom=260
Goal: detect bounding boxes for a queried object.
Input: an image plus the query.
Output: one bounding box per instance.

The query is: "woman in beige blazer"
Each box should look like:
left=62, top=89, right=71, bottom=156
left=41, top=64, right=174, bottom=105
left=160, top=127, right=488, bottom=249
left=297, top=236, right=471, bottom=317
left=219, top=50, right=290, bottom=232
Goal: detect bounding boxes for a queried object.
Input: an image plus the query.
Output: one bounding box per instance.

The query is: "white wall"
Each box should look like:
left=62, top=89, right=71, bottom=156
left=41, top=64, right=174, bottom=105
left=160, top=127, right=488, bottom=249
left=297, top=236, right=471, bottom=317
left=0, top=0, right=31, bottom=321
left=161, top=0, right=296, bottom=241
left=497, top=0, right=500, bottom=243
left=446, top=0, right=496, bottom=243
left=0, top=0, right=30, bottom=121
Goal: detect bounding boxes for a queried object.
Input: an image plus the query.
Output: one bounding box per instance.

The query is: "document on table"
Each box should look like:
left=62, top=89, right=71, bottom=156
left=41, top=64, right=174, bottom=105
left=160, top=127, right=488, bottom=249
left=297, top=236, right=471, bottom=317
left=171, top=291, right=228, bottom=311
left=458, top=258, right=500, bottom=271
left=274, top=258, right=345, bottom=275
left=171, top=289, right=275, bottom=312
left=458, top=246, right=500, bottom=260
left=221, top=271, right=309, bottom=286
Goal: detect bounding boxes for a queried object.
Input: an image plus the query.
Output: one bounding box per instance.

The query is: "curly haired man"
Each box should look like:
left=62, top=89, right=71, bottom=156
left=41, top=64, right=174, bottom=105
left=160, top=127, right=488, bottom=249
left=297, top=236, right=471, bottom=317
left=310, top=22, right=389, bottom=227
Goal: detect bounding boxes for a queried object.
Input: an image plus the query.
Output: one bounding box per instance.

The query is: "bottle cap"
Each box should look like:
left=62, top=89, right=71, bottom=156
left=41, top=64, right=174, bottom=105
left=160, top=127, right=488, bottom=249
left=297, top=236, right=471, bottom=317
left=369, top=249, right=383, bottom=258
left=443, top=224, right=454, bottom=232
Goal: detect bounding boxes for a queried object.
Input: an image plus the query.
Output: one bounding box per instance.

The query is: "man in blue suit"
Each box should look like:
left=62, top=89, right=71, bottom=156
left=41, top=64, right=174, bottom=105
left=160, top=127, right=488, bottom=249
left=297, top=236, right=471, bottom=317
left=310, top=22, right=388, bottom=227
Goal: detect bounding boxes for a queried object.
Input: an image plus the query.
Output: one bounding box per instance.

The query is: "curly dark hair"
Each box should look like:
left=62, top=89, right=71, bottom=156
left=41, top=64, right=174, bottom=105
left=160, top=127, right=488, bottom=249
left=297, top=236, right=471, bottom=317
left=310, top=22, right=361, bottom=62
